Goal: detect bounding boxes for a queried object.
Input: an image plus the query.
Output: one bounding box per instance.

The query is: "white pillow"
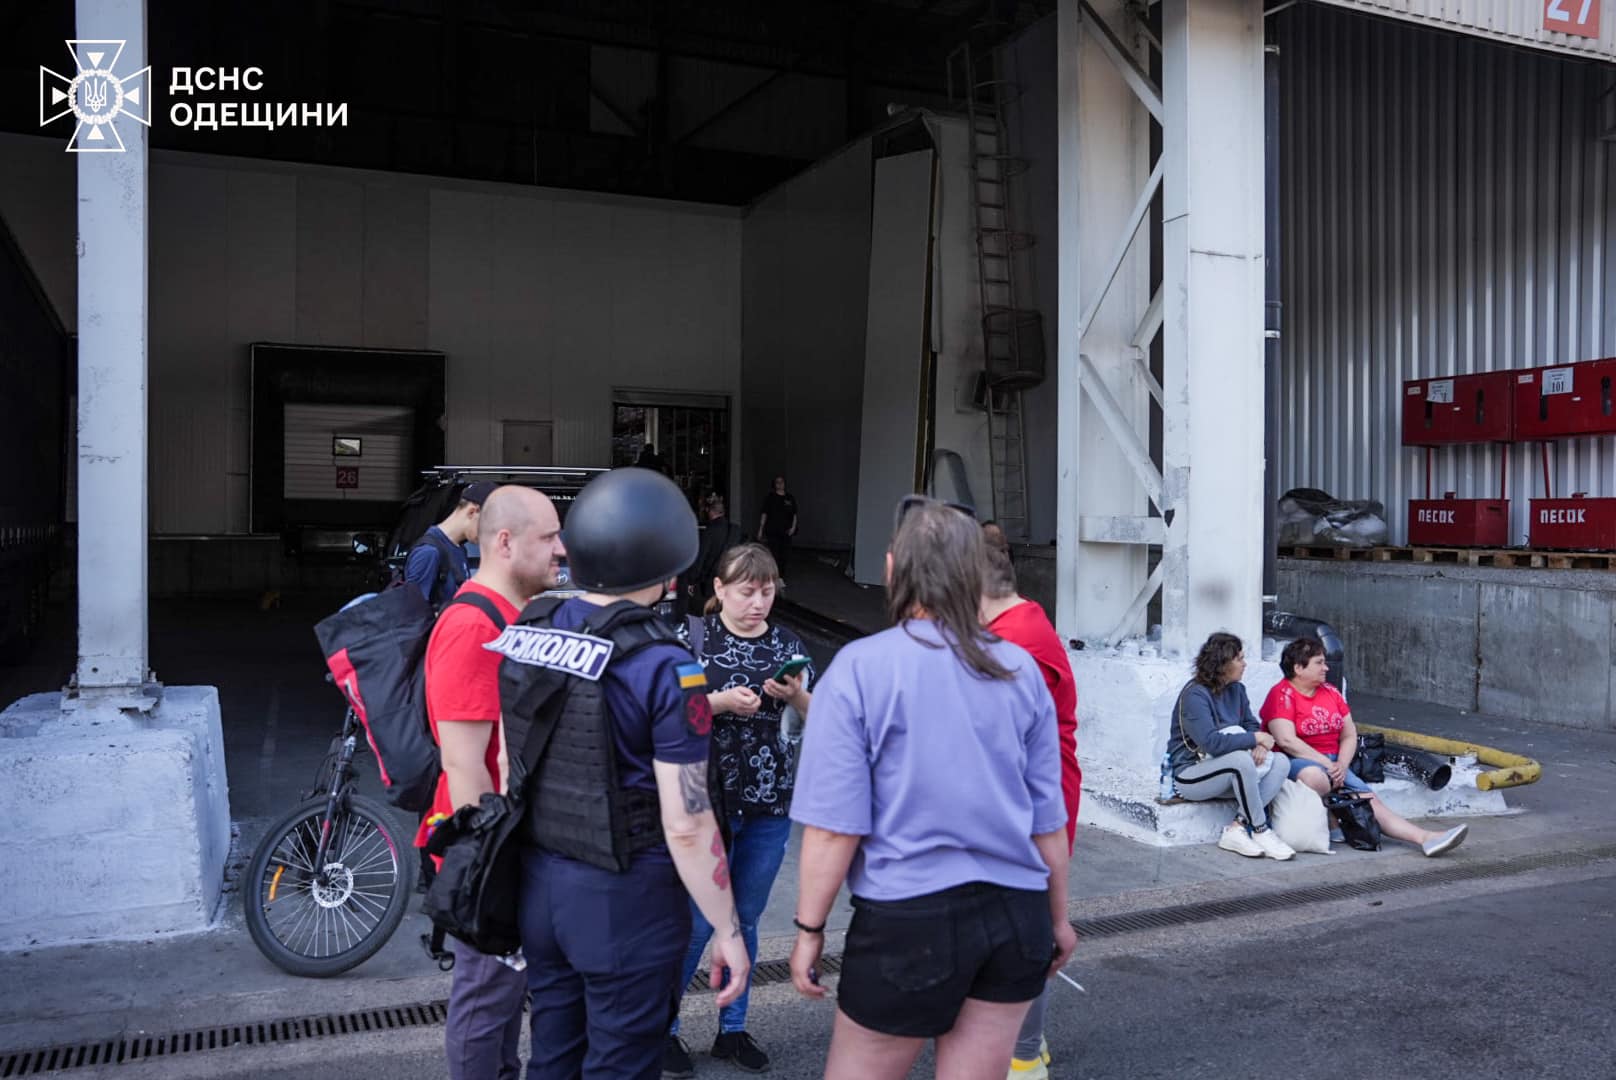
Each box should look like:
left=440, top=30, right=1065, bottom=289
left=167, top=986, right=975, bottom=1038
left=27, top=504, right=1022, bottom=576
left=1269, top=779, right=1333, bottom=854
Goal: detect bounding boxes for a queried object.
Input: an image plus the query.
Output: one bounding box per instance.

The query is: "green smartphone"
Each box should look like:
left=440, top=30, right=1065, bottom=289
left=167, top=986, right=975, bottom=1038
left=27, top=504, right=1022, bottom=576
left=771, top=656, right=811, bottom=683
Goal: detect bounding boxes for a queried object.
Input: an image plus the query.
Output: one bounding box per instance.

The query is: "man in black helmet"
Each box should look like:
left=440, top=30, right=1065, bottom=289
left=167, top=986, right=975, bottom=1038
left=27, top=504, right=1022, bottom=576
left=493, top=467, right=748, bottom=1080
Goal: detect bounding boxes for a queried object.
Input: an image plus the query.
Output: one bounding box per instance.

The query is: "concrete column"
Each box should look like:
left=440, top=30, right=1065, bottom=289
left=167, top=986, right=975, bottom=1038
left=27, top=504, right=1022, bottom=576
left=74, top=0, right=150, bottom=695
left=1160, top=0, right=1266, bottom=657
left=1055, top=0, right=1152, bottom=644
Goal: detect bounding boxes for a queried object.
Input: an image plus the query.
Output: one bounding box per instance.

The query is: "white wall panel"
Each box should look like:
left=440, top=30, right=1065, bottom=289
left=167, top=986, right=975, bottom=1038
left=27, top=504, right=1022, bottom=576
left=1, top=134, right=741, bottom=535
left=740, top=138, right=873, bottom=546
left=1277, top=4, right=1616, bottom=546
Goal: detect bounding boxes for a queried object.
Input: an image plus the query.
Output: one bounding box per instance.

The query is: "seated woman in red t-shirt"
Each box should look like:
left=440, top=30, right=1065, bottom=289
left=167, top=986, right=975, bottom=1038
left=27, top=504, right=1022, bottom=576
left=1259, top=637, right=1467, bottom=858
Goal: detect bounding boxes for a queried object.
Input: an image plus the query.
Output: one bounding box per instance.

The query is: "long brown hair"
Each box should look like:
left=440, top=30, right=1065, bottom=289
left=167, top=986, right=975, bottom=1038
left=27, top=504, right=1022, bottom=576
left=702, top=542, right=779, bottom=616
left=887, top=498, right=1014, bottom=681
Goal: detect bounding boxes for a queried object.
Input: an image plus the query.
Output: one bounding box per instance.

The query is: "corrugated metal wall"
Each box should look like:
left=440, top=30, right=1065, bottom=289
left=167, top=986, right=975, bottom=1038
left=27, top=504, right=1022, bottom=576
left=1277, top=4, right=1616, bottom=546
left=1315, top=0, right=1616, bottom=61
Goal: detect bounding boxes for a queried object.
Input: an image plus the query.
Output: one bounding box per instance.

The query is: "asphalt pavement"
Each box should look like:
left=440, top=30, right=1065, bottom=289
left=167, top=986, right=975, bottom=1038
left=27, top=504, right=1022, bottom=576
left=5, top=589, right=1616, bottom=1078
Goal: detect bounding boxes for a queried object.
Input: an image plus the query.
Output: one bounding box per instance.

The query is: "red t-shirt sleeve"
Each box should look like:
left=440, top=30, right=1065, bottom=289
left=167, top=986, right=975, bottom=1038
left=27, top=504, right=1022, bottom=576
left=1258, top=682, right=1293, bottom=730
left=426, top=613, right=505, bottom=723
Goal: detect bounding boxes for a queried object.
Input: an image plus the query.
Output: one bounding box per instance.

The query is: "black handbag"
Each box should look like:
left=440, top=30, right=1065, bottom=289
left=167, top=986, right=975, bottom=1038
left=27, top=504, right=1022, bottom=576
left=1353, top=732, right=1386, bottom=783
left=422, top=792, right=529, bottom=956
left=1324, top=791, right=1381, bottom=851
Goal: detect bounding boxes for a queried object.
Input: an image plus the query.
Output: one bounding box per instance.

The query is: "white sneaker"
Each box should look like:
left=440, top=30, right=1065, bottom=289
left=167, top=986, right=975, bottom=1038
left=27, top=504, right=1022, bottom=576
left=1422, top=824, right=1468, bottom=857
left=1251, top=827, right=1296, bottom=861
left=1218, top=823, right=1264, bottom=858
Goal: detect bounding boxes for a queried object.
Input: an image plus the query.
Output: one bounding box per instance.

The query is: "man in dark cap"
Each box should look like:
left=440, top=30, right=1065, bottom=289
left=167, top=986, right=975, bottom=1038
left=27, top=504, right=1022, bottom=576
left=404, top=480, right=497, bottom=611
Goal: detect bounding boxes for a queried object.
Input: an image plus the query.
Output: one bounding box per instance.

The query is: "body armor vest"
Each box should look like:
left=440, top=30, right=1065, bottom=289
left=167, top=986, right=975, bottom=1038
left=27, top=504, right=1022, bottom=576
left=494, top=597, right=680, bottom=873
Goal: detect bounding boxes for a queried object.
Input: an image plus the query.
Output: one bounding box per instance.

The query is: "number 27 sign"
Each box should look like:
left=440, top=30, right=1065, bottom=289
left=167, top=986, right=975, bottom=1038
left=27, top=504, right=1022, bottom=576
left=1544, top=0, right=1602, bottom=39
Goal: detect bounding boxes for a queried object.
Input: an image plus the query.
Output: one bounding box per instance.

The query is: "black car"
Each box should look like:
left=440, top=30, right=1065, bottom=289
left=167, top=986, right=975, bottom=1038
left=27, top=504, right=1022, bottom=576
left=366, top=465, right=603, bottom=591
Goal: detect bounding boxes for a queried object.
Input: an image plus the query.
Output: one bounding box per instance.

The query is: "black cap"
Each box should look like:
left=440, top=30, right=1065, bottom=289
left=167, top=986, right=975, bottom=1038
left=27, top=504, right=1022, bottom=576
left=563, top=468, right=698, bottom=592
left=460, top=481, right=497, bottom=506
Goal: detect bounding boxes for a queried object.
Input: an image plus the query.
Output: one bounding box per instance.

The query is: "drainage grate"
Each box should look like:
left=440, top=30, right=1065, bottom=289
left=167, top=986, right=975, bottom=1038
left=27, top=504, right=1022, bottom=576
left=8, top=844, right=1611, bottom=1075
left=0, top=1002, right=447, bottom=1078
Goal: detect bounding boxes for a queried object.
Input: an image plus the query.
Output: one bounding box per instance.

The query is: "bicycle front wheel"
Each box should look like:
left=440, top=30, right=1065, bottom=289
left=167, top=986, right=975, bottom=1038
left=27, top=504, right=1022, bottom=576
left=243, top=795, right=415, bottom=977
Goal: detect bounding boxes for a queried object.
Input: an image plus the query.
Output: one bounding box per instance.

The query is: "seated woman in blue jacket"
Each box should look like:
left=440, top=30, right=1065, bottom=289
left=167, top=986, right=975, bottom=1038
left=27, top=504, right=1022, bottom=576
left=1163, top=632, right=1295, bottom=861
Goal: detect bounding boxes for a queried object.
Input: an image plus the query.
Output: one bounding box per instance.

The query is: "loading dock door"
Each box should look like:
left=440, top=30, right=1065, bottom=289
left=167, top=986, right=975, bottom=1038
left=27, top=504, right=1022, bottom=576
left=283, top=403, right=413, bottom=504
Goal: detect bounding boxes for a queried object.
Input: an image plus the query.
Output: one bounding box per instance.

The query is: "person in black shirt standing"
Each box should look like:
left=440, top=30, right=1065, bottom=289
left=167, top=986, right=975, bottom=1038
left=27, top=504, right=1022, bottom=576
left=756, top=476, right=798, bottom=582
left=664, top=543, right=812, bottom=1077
left=680, top=494, right=743, bottom=619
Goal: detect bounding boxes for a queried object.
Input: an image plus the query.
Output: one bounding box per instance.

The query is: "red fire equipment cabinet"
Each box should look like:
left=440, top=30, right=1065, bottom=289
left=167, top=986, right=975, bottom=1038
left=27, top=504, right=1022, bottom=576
left=1401, top=372, right=1515, bottom=445
left=1407, top=495, right=1510, bottom=548
left=1511, top=358, right=1616, bottom=441
left=1528, top=497, right=1616, bottom=550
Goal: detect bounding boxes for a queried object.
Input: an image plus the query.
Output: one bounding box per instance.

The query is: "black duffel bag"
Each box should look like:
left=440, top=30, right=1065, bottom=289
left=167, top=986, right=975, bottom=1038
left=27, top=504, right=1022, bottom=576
left=1354, top=732, right=1386, bottom=783
left=1324, top=791, right=1382, bottom=851
left=422, top=792, right=529, bottom=957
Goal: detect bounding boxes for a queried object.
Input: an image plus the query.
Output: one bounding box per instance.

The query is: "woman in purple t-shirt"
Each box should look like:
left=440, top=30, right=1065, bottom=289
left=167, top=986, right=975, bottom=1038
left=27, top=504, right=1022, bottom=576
left=787, top=497, right=1077, bottom=1079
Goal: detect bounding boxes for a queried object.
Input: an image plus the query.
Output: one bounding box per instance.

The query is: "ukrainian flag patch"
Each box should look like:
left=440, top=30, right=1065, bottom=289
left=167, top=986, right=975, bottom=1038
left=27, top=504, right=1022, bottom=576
left=677, top=661, right=707, bottom=690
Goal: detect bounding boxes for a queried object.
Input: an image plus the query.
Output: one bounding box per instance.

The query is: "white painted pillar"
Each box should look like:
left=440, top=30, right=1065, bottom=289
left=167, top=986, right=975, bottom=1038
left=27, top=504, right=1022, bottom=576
left=1056, top=0, right=1153, bottom=645
left=75, top=0, right=151, bottom=694
left=1160, top=0, right=1266, bottom=657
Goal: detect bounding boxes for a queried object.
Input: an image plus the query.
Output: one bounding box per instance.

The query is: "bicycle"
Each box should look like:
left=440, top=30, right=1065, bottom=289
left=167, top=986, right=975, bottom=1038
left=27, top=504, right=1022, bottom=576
left=243, top=700, right=416, bottom=977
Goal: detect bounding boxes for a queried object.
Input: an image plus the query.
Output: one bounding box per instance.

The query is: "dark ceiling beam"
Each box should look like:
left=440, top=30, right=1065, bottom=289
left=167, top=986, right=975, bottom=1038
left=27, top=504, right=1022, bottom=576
left=329, top=0, right=955, bottom=93
left=673, top=68, right=785, bottom=147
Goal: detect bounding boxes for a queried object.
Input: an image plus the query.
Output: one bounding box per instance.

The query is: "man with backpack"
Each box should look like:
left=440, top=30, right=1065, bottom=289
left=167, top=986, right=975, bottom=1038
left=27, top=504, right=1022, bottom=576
left=404, top=480, right=497, bottom=610
left=415, top=484, right=568, bottom=1080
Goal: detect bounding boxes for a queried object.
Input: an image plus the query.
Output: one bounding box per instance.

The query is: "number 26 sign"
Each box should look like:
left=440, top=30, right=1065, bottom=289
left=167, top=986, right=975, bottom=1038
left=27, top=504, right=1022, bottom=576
left=1544, top=0, right=1602, bottom=39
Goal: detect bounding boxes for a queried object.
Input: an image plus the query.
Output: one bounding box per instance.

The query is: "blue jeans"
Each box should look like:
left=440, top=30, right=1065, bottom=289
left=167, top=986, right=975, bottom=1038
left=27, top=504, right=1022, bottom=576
left=670, top=813, right=793, bottom=1035
left=1289, top=753, right=1371, bottom=793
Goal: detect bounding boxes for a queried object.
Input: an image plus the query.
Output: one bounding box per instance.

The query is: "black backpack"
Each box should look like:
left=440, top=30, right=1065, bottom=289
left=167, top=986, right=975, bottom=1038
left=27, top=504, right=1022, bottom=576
left=315, top=588, right=506, bottom=812
left=388, top=529, right=466, bottom=611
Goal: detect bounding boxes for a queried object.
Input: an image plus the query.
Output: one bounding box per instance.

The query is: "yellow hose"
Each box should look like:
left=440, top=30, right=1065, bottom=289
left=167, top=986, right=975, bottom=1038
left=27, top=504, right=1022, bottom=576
left=1356, top=724, right=1542, bottom=791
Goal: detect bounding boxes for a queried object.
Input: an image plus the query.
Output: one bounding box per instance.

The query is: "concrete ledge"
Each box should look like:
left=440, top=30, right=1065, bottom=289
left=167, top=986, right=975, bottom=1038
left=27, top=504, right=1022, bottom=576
left=0, top=687, right=232, bottom=949
left=1072, top=649, right=1512, bottom=847
left=1278, top=557, right=1616, bottom=731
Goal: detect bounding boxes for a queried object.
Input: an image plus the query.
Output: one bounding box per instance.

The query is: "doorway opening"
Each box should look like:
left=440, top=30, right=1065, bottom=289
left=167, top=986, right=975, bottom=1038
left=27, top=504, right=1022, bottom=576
left=611, top=390, right=730, bottom=512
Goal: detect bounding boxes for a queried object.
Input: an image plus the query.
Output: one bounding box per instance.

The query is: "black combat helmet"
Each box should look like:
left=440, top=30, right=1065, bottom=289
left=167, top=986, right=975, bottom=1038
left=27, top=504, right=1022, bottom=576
left=563, top=467, right=699, bottom=592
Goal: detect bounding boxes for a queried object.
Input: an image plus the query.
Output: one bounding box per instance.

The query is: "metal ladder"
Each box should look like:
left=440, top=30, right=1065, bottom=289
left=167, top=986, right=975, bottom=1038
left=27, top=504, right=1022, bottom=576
left=949, top=40, right=1033, bottom=540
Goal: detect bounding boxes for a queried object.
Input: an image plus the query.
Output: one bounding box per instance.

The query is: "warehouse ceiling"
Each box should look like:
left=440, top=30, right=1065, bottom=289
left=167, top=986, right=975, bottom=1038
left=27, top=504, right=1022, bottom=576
left=2, top=0, right=1053, bottom=204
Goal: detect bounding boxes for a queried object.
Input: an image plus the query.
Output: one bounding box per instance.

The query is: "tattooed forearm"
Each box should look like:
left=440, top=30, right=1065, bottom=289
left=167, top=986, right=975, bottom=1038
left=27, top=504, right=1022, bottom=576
left=711, top=829, right=732, bottom=891
left=679, top=761, right=712, bottom=814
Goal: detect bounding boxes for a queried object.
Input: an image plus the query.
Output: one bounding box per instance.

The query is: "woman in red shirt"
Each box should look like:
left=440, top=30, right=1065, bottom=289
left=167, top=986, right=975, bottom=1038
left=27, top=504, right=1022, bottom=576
left=980, top=526, right=1079, bottom=1080
left=1260, top=637, right=1467, bottom=858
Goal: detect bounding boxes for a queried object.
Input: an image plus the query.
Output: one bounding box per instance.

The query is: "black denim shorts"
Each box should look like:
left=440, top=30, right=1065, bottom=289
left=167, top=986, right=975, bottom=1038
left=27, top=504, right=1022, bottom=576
left=836, top=881, right=1053, bottom=1038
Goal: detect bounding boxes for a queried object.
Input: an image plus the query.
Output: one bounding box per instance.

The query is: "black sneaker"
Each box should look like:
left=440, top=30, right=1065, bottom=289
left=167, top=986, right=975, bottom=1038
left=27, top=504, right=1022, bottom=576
left=711, top=1031, right=770, bottom=1073
left=662, top=1036, right=695, bottom=1079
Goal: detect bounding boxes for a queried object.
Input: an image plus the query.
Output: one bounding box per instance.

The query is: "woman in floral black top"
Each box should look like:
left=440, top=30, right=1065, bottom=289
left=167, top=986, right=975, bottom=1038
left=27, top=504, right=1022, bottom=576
left=666, top=543, right=813, bottom=1077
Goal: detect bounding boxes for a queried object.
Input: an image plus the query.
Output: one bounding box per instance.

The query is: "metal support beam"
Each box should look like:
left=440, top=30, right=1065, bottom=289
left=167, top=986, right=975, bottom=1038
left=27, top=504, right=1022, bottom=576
left=1079, top=0, right=1165, bottom=122
left=1076, top=156, right=1162, bottom=337
left=1160, top=0, right=1267, bottom=656
left=74, top=0, right=151, bottom=698
left=1105, top=559, right=1165, bottom=645
left=1057, top=0, right=1155, bottom=645
left=1081, top=515, right=1165, bottom=545
left=1079, top=354, right=1162, bottom=506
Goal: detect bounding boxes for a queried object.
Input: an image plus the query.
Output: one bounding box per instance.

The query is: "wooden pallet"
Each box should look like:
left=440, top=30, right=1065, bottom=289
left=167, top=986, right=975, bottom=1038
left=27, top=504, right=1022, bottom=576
left=1283, top=545, right=1616, bottom=570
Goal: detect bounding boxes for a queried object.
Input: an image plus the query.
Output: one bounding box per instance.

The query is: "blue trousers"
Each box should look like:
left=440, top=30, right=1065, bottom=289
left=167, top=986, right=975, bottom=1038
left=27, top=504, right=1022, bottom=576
left=519, top=849, right=691, bottom=1080
left=670, top=813, right=793, bottom=1036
